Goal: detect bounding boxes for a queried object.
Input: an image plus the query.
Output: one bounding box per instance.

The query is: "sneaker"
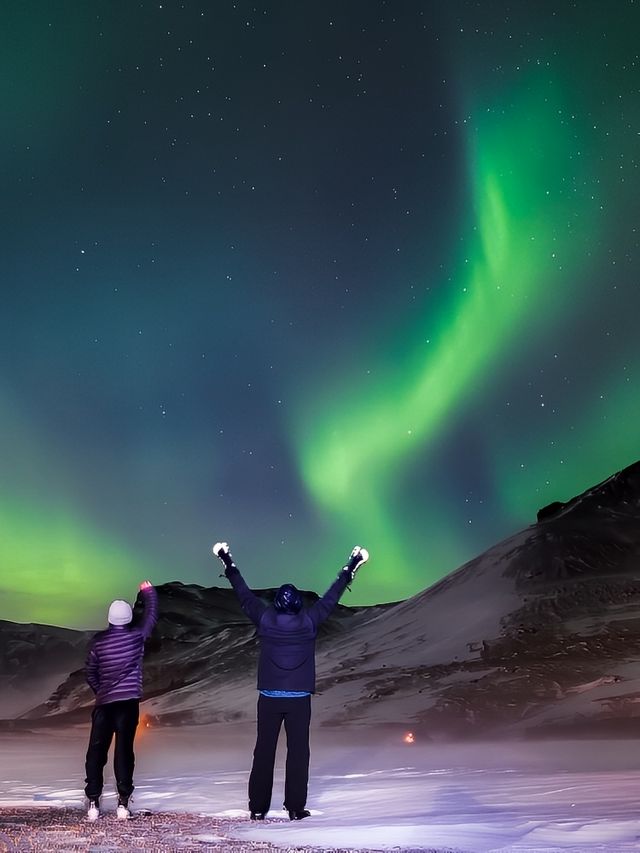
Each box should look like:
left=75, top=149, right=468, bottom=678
left=116, top=799, right=131, bottom=820
left=87, top=799, right=100, bottom=822
left=250, top=811, right=266, bottom=820
left=288, top=809, right=311, bottom=821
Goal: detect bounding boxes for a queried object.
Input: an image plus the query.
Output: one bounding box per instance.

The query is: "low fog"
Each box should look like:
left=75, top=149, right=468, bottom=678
left=2, top=724, right=640, bottom=851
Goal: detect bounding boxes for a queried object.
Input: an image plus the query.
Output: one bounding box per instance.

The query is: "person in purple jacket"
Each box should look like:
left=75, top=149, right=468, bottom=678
left=84, top=580, right=158, bottom=822
left=212, top=542, right=368, bottom=822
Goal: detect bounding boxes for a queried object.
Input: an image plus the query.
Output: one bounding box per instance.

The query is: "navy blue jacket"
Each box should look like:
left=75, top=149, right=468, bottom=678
left=226, top=567, right=350, bottom=693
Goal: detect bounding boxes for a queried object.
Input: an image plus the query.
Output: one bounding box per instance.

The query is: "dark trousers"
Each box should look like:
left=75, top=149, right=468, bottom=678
left=84, top=699, right=140, bottom=801
left=248, top=694, right=311, bottom=814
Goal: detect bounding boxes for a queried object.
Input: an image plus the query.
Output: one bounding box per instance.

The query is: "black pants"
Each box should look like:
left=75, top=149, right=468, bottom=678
left=84, top=699, right=140, bottom=801
left=248, top=694, right=311, bottom=814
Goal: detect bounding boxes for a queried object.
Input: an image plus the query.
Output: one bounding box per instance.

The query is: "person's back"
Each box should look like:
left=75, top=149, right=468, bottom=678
left=256, top=607, right=317, bottom=692
left=84, top=581, right=158, bottom=822
left=87, top=618, right=150, bottom=706
left=212, top=541, right=368, bottom=821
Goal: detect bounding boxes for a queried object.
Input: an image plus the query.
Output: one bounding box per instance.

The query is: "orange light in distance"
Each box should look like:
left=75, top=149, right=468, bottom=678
left=139, top=714, right=153, bottom=732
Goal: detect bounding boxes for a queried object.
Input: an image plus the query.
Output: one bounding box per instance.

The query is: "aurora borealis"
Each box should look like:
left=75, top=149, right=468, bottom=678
left=1, top=2, right=639, bottom=627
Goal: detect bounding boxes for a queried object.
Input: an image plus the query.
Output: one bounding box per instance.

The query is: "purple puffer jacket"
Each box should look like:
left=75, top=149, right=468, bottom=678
left=85, top=585, right=158, bottom=705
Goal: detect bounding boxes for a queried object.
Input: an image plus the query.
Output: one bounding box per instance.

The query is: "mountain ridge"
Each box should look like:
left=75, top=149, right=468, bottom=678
left=3, top=458, right=640, bottom=738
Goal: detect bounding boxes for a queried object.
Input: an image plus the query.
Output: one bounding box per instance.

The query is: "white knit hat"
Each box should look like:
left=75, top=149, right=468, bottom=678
left=108, top=600, right=133, bottom=625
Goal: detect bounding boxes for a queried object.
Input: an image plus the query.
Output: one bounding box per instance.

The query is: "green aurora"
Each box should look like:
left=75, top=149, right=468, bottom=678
left=1, top=2, right=638, bottom=627
left=294, top=75, right=607, bottom=601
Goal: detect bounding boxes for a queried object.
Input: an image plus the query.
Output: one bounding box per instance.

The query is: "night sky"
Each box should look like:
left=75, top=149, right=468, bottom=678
left=2, top=1, right=639, bottom=629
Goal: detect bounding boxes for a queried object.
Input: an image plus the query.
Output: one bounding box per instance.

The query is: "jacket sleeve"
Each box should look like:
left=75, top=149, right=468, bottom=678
left=308, top=571, right=350, bottom=627
left=140, top=585, right=159, bottom=639
left=226, top=566, right=267, bottom=626
left=85, top=642, right=100, bottom=693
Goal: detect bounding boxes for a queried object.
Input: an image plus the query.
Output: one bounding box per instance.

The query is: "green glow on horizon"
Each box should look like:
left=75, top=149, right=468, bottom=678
left=0, top=498, right=153, bottom=629
left=0, top=388, right=155, bottom=628
left=294, top=78, right=599, bottom=598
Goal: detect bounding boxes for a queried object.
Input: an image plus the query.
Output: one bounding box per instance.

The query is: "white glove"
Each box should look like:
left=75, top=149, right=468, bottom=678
left=212, top=541, right=230, bottom=558
left=344, top=545, right=369, bottom=578
left=212, top=541, right=234, bottom=570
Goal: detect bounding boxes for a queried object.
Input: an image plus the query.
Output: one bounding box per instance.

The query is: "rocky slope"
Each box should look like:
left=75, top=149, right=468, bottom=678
left=0, top=620, right=93, bottom=718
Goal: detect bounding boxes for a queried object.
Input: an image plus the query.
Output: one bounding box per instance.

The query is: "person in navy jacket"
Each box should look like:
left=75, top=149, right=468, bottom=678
left=213, top=542, right=368, bottom=821
left=84, top=580, right=158, bottom=821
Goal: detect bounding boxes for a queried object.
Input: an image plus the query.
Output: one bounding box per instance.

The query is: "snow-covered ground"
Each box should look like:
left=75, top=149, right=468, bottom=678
left=1, top=725, right=640, bottom=852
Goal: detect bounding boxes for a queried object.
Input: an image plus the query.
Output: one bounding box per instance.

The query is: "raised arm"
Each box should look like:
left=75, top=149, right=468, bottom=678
left=138, top=580, right=159, bottom=639
left=309, top=546, right=369, bottom=627
left=212, top=541, right=266, bottom=626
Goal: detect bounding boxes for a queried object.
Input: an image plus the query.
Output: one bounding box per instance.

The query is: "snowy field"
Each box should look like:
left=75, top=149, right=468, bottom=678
left=1, top=725, right=640, bottom=852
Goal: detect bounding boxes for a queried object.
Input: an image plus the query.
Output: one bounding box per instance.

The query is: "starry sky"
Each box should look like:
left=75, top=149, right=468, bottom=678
left=1, top=1, right=639, bottom=629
